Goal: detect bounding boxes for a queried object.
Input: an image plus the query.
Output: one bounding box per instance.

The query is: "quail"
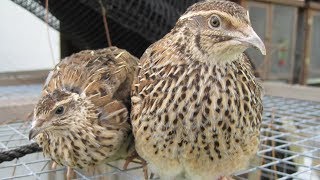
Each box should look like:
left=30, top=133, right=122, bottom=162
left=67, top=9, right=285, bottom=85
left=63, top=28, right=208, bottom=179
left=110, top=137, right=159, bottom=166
left=131, top=0, right=266, bottom=179
left=29, top=47, right=139, bottom=179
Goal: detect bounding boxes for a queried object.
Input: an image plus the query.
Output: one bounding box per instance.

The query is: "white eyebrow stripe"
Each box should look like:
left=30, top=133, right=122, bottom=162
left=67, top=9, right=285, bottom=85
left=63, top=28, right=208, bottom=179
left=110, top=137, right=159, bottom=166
left=179, top=10, right=220, bottom=20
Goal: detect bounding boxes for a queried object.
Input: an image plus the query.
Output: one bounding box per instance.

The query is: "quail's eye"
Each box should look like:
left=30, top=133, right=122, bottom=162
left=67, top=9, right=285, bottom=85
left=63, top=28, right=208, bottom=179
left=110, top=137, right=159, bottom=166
left=55, top=106, right=64, bottom=115
left=209, top=16, right=220, bottom=28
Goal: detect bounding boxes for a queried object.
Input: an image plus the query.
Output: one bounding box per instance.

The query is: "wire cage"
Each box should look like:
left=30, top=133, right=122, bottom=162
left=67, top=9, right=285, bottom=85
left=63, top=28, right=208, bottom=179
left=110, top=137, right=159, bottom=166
left=1, top=0, right=320, bottom=179
left=0, top=94, right=319, bottom=179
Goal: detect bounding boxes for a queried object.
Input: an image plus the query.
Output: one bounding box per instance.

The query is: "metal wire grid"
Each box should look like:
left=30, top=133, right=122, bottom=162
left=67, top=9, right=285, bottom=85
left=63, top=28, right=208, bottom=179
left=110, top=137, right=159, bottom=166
left=0, top=95, right=319, bottom=179
left=235, top=96, right=320, bottom=180
left=11, top=0, right=59, bottom=30
left=0, top=123, right=144, bottom=180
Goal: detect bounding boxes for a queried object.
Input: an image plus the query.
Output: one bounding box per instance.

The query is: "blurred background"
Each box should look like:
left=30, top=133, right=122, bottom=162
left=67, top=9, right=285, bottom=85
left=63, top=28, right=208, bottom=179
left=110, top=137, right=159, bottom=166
left=0, top=0, right=319, bottom=179
left=1, top=0, right=319, bottom=86
left=1, top=0, right=319, bottom=121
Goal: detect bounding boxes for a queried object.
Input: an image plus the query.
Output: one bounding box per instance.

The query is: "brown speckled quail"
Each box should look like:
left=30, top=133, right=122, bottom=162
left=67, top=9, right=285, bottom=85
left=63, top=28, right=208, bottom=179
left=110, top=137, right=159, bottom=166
left=131, top=0, right=266, bottom=179
left=29, top=47, right=139, bottom=179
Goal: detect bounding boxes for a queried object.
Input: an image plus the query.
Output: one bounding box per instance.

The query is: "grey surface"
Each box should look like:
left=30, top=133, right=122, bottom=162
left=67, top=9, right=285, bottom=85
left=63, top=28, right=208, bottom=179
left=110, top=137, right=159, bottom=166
left=0, top=84, right=42, bottom=123
left=0, top=84, right=41, bottom=107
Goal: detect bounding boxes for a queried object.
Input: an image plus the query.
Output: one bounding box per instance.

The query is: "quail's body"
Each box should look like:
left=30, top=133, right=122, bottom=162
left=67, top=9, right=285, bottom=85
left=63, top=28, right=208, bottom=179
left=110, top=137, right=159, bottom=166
left=131, top=1, right=265, bottom=179
left=132, top=45, right=262, bottom=179
left=30, top=47, right=138, bottom=170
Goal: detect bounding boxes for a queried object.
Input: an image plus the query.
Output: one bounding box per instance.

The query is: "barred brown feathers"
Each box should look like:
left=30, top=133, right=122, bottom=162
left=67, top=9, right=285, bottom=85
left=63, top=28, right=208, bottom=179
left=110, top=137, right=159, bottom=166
left=131, top=1, right=265, bottom=179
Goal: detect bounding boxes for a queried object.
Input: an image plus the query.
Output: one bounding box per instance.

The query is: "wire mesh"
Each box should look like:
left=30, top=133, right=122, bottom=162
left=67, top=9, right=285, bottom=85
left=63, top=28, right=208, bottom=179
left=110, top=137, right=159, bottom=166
left=10, top=0, right=59, bottom=30
left=10, top=0, right=201, bottom=57
left=235, top=96, right=320, bottom=180
left=0, top=95, right=319, bottom=179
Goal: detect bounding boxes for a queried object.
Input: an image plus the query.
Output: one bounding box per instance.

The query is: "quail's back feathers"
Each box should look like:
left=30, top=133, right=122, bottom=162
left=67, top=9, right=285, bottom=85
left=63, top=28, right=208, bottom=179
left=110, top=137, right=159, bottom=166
left=41, top=47, right=136, bottom=108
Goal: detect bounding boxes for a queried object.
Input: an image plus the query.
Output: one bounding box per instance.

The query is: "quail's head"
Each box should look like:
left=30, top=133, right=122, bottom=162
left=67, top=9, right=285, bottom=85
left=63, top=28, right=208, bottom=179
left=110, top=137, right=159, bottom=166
left=29, top=90, right=91, bottom=140
left=172, top=0, right=266, bottom=62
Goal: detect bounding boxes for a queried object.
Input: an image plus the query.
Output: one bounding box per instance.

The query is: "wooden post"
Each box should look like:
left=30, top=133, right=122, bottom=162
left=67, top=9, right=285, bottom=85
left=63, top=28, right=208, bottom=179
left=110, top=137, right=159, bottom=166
left=300, top=6, right=312, bottom=85
left=292, top=8, right=306, bottom=84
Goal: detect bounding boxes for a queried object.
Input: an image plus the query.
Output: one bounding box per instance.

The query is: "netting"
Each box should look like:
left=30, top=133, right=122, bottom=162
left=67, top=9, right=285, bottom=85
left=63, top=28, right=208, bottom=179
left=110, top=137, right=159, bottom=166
left=10, top=0, right=201, bottom=57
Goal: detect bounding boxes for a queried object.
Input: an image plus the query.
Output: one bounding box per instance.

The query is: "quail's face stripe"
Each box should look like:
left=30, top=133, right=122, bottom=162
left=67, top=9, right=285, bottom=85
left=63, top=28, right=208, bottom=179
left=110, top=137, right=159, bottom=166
left=180, top=10, right=247, bottom=26
left=184, top=1, right=250, bottom=24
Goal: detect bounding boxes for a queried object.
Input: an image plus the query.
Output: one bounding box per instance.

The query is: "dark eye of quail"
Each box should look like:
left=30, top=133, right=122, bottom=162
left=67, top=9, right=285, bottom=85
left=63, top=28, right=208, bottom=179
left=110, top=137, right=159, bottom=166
left=55, top=106, right=64, bottom=115
left=210, top=16, right=220, bottom=28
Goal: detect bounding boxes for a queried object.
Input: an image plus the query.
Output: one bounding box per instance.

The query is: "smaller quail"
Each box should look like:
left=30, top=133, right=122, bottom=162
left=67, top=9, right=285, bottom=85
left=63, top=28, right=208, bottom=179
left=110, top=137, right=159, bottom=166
left=29, top=47, right=139, bottom=179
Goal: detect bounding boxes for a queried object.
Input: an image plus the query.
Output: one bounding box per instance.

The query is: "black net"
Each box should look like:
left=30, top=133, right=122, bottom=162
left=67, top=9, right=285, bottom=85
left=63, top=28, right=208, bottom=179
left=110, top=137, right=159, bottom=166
left=10, top=0, right=59, bottom=30
left=10, top=0, right=201, bottom=57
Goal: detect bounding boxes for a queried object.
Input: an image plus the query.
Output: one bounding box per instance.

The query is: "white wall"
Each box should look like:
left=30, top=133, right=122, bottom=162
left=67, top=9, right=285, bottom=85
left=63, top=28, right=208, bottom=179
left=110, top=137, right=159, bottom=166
left=0, top=0, right=60, bottom=73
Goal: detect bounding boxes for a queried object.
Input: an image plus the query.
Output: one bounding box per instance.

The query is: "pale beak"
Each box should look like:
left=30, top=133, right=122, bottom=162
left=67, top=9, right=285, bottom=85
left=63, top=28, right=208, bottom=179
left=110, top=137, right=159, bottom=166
left=239, top=26, right=266, bottom=55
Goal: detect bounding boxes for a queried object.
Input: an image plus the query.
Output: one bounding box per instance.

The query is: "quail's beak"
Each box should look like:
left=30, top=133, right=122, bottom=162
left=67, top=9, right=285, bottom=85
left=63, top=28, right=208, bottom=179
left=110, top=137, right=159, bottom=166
left=29, top=119, right=46, bottom=140
left=238, top=26, right=266, bottom=55
left=29, top=127, right=41, bottom=140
